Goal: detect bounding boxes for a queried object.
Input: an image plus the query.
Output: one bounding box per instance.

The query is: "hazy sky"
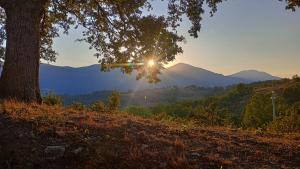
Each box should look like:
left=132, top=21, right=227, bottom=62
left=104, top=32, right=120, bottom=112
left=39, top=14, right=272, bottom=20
left=52, top=0, right=300, bottom=78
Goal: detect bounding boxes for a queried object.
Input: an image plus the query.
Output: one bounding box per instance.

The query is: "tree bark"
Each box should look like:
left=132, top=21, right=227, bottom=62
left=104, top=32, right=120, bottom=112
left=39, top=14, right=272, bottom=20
left=0, top=1, right=45, bottom=103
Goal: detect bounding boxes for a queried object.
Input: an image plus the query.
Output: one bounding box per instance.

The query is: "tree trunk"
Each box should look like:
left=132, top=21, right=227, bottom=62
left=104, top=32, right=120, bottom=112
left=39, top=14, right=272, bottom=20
left=0, top=1, right=45, bottom=103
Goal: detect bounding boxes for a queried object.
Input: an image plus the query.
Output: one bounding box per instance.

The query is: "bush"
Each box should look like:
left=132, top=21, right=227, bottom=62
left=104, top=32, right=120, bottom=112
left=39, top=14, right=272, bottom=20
left=43, top=93, right=63, bottom=106
left=242, top=93, right=287, bottom=129
left=268, top=102, right=300, bottom=133
left=282, top=82, right=300, bottom=104
left=108, top=91, right=120, bottom=112
left=292, top=74, right=300, bottom=81
left=267, top=114, right=300, bottom=133
left=90, top=101, right=106, bottom=113
left=190, top=106, right=226, bottom=126
left=70, top=102, right=86, bottom=111
left=151, top=103, right=193, bottom=118
left=125, top=105, right=152, bottom=118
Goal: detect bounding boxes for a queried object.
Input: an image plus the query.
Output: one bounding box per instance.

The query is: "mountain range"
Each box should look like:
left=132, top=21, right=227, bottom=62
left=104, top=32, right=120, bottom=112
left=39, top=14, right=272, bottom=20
left=0, top=63, right=280, bottom=95
left=230, top=70, right=281, bottom=82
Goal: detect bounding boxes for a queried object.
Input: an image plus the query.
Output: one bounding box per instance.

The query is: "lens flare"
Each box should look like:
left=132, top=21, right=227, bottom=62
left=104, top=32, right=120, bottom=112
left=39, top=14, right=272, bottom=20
left=148, top=60, right=155, bottom=67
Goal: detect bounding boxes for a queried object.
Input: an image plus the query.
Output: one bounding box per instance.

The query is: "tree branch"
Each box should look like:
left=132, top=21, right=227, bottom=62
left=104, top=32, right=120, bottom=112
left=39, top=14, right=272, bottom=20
left=0, top=0, right=7, bottom=8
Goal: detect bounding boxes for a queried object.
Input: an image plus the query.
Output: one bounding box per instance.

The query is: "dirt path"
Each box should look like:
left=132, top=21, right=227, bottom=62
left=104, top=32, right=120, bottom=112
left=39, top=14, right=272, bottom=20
left=0, top=108, right=300, bottom=169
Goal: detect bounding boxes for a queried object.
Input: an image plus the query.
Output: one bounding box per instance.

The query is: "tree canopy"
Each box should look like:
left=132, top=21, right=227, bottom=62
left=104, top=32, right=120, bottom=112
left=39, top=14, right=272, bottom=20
left=0, top=0, right=299, bottom=102
left=0, top=0, right=298, bottom=81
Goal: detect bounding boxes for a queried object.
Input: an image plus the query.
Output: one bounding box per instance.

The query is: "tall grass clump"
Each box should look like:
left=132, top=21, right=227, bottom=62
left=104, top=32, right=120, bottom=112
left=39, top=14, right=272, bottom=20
left=43, top=92, right=63, bottom=106
left=90, top=101, right=106, bottom=113
left=108, top=91, right=120, bottom=112
left=70, top=102, right=86, bottom=111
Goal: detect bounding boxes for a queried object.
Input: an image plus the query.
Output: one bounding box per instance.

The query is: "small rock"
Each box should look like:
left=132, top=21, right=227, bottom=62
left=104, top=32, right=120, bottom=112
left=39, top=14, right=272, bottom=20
left=190, top=152, right=201, bottom=158
left=141, top=144, right=149, bottom=150
left=30, top=131, right=36, bottom=138
left=55, top=130, right=66, bottom=137
left=44, top=146, right=66, bottom=160
left=72, top=147, right=84, bottom=155
left=105, top=135, right=110, bottom=139
left=65, top=120, right=75, bottom=125
left=18, top=133, right=24, bottom=138
left=85, top=136, right=102, bottom=142
left=31, top=148, right=37, bottom=152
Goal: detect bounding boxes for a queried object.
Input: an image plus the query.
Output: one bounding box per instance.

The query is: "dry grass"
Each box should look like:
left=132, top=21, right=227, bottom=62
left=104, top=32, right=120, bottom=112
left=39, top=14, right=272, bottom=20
left=0, top=100, right=300, bottom=169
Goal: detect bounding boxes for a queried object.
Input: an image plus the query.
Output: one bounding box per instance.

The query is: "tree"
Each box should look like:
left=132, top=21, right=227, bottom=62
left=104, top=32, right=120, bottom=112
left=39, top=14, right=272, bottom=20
left=108, top=91, right=120, bottom=112
left=90, top=100, right=106, bottom=113
left=242, top=93, right=288, bottom=129
left=242, top=93, right=273, bottom=128
left=282, top=82, right=300, bottom=104
left=292, top=74, right=300, bottom=81
left=0, top=0, right=298, bottom=102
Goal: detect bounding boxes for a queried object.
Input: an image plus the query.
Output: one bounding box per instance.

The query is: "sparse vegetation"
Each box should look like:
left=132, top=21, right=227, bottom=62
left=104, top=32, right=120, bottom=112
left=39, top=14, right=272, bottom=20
left=0, top=99, right=300, bottom=169
left=1, top=79, right=300, bottom=168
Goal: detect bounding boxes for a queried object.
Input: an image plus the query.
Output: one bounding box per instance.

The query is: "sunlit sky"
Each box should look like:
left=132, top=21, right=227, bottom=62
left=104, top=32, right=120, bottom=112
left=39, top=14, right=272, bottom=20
left=52, top=0, right=300, bottom=78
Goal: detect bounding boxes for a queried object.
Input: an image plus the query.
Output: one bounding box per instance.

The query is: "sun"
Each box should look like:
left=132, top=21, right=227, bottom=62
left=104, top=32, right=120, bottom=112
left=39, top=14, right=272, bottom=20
left=148, top=60, right=155, bottom=67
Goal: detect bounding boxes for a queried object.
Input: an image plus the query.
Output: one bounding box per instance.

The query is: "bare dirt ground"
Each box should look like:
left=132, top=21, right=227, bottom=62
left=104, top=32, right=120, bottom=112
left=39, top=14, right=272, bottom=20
left=0, top=101, right=300, bottom=169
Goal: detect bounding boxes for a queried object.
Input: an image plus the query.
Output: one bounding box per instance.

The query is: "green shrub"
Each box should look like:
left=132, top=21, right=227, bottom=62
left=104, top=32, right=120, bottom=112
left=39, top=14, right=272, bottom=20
left=90, top=101, right=106, bottom=113
left=70, top=102, right=86, bottom=111
left=282, top=82, right=300, bottom=104
left=151, top=103, right=193, bottom=118
left=242, top=93, right=287, bottom=129
left=108, top=91, right=120, bottom=112
left=190, top=106, right=225, bottom=126
left=43, top=93, right=63, bottom=106
left=268, top=102, right=300, bottom=133
left=124, top=105, right=152, bottom=118
left=267, top=114, right=300, bottom=133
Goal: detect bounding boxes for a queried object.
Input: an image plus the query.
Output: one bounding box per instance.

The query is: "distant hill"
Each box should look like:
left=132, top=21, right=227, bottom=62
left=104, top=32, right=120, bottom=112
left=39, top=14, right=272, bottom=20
left=230, top=70, right=281, bottom=82
left=61, top=86, right=227, bottom=107
left=39, top=63, right=248, bottom=94
left=0, top=63, right=281, bottom=95
left=40, top=64, right=140, bottom=95
left=162, top=63, right=247, bottom=87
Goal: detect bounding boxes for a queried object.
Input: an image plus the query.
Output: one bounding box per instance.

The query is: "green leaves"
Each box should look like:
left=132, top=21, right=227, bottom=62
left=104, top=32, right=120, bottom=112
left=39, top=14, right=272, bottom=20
left=283, top=0, right=300, bottom=11
left=0, top=0, right=299, bottom=80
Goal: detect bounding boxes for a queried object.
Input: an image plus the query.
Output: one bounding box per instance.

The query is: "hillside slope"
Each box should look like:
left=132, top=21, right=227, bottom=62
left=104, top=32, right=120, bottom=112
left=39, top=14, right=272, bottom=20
left=1, top=101, right=299, bottom=169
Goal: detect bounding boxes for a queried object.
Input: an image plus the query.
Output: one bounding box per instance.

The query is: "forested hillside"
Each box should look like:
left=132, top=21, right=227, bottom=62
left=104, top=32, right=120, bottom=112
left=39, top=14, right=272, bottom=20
left=61, top=86, right=227, bottom=107
left=124, top=77, right=300, bottom=133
